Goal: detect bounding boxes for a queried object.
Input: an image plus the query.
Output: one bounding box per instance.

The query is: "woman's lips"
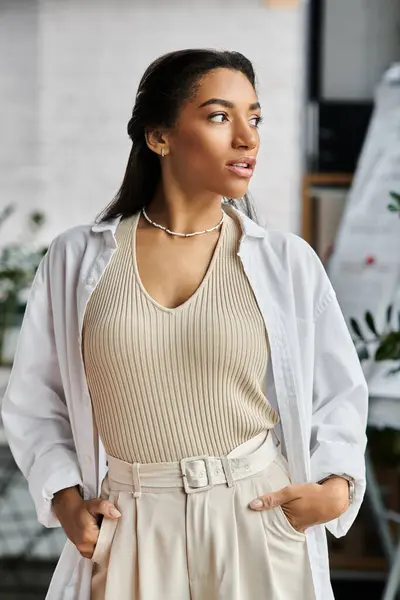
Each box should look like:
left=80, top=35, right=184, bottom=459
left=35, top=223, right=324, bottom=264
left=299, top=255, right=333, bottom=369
left=226, top=164, right=254, bottom=179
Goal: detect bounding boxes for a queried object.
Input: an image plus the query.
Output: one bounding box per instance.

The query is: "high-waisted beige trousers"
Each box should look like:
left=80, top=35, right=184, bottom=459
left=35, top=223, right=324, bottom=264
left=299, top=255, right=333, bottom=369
left=91, top=430, right=315, bottom=600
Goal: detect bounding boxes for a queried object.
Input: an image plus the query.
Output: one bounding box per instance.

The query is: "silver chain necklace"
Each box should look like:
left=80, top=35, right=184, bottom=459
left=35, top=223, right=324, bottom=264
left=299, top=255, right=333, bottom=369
left=141, top=207, right=225, bottom=238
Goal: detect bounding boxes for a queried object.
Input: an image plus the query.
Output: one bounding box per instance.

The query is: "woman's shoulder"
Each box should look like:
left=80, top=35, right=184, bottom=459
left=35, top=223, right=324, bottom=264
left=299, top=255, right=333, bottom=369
left=240, top=207, right=326, bottom=282
left=48, top=223, right=98, bottom=255
left=263, top=227, right=322, bottom=266
left=261, top=228, right=334, bottom=313
left=42, top=221, right=112, bottom=276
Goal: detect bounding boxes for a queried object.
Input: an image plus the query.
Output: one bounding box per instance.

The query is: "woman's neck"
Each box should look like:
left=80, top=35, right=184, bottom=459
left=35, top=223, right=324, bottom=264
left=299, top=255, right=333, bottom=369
left=144, top=192, right=224, bottom=235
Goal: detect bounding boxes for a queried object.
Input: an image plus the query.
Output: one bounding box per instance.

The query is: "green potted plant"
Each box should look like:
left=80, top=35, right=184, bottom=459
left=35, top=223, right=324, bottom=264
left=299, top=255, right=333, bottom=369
left=349, top=191, right=400, bottom=465
left=350, top=192, right=400, bottom=374
left=350, top=305, right=400, bottom=376
left=0, top=205, right=47, bottom=366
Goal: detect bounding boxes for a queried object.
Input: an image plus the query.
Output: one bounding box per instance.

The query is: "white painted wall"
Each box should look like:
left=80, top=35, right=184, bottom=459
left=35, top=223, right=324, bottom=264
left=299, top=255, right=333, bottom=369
left=322, top=0, right=400, bottom=100
left=0, top=0, right=306, bottom=248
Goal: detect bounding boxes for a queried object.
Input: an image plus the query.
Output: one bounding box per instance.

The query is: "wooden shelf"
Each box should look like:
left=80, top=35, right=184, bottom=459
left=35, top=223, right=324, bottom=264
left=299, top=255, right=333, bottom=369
left=301, top=172, right=353, bottom=247
left=330, top=553, right=388, bottom=573
left=263, top=0, right=302, bottom=6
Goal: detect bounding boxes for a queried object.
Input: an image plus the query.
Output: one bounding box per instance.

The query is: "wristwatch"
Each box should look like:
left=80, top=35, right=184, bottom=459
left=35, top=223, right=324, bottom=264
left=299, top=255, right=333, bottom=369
left=318, top=474, right=355, bottom=506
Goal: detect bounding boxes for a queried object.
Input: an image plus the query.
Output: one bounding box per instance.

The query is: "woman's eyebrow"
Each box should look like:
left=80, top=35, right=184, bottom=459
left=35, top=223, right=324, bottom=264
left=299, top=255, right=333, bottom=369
left=198, top=98, right=261, bottom=111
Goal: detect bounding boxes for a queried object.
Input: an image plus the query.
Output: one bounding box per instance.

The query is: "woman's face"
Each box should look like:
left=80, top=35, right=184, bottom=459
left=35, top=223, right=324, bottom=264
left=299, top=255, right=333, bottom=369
left=164, top=68, right=262, bottom=200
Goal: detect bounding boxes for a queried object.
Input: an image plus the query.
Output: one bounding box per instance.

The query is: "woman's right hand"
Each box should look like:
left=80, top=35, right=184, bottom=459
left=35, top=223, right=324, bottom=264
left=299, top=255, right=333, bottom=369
left=52, top=486, right=121, bottom=559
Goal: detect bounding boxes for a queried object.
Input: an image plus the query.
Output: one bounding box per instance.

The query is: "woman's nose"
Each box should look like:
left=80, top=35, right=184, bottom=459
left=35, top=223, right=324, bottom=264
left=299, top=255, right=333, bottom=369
left=232, top=123, right=258, bottom=150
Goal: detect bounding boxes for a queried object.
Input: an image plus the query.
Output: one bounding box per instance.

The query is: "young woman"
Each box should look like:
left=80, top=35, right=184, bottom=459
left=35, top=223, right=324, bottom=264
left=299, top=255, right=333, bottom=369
left=2, top=49, right=367, bottom=600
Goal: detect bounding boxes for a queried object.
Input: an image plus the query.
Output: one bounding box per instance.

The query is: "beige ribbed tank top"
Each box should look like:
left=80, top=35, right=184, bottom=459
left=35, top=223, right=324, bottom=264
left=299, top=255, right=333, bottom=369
left=82, top=210, right=279, bottom=464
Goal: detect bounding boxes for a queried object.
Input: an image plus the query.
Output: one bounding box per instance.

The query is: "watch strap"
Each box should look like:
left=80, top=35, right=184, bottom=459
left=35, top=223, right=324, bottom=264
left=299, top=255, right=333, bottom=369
left=318, top=474, right=355, bottom=506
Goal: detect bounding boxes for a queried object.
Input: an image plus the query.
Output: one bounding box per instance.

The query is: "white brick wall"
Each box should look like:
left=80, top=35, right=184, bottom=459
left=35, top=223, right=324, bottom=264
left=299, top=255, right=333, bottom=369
left=0, top=0, right=306, bottom=248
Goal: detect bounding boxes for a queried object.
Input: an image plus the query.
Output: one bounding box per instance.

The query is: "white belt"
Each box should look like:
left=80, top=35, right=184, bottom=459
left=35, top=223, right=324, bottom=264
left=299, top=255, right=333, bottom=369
left=107, top=429, right=280, bottom=497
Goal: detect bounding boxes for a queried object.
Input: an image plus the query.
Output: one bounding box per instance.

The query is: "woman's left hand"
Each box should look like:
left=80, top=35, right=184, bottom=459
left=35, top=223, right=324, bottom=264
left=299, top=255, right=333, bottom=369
left=248, top=476, right=350, bottom=533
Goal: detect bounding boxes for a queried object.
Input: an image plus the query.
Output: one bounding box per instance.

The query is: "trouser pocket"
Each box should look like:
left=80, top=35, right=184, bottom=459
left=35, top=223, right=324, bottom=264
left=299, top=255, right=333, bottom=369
left=253, top=459, right=306, bottom=541
left=91, top=489, right=120, bottom=565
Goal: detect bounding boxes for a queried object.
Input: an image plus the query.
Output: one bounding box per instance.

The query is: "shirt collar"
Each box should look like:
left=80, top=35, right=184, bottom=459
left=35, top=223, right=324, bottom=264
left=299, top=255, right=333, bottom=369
left=223, top=203, right=266, bottom=238
left=91, top=216, right=122, bottom=234
left=91, top=203, right=266, bottom=239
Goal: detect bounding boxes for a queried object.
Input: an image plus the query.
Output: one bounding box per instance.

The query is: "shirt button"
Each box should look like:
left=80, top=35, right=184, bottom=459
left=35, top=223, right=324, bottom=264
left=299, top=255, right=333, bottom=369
left=86, top=277, right=94, bottom=286
left=84, top=455, right=92, bottom=465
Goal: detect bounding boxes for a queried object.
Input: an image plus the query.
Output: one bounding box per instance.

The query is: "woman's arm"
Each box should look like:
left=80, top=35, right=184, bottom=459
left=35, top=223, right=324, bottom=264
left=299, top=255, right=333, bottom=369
left=1, top=243, right=83, bottom=528
left=249, top=236, right=368, bottom=533
left=249, top=288, right=368, bottom=536
left=310, top=289, right=368, bottom=537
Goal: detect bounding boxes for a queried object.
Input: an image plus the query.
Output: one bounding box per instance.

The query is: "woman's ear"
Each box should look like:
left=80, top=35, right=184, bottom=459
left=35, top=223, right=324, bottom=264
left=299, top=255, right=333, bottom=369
left=145, top=129, right=169, bottom=157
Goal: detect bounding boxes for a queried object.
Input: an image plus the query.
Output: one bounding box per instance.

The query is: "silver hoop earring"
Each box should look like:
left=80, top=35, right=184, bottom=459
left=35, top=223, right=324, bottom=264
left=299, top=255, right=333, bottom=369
left=161, top=147, right=165, bottom=158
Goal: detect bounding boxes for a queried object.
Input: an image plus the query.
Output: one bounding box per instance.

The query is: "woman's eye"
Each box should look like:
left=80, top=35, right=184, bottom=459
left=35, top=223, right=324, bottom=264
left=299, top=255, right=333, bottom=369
left=209, top=113, right=228, bottom=123
left=208, top=113, right=263, bottom=127
left=250, top=116, right=263, bottom=128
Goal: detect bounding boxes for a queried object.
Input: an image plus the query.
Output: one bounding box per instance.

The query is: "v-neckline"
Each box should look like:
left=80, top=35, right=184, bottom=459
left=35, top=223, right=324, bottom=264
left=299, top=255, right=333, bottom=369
left=130, top=211, right=227, bottom=314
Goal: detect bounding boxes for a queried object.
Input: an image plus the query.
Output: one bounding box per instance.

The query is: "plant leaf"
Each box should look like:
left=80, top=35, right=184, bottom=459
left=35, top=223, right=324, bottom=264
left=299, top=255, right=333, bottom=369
left=357, top=346, right=370, bottom=361
left=389, top=191, right=400, bottom=203
left=376, top=343, right=394, bottom=361
left=350, top=318, right=365, bottom=341
left=0, top=204, right=15, bottom=228
left=365, top=311, right=379, bottom=336
left=386, top=305, right=393, bottom=325
left=376, top=332, right=400, bottom=361
left=29, top=211, right=45, bottom=228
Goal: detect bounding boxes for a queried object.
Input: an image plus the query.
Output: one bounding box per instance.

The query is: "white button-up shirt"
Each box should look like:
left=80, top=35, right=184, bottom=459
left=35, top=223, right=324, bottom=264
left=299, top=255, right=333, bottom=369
left=1, top=203, right=368, bottom=600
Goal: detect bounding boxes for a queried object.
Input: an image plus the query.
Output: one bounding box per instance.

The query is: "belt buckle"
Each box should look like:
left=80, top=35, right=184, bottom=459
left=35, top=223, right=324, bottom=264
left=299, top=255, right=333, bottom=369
left=180, top=455, right=213, bottom=494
